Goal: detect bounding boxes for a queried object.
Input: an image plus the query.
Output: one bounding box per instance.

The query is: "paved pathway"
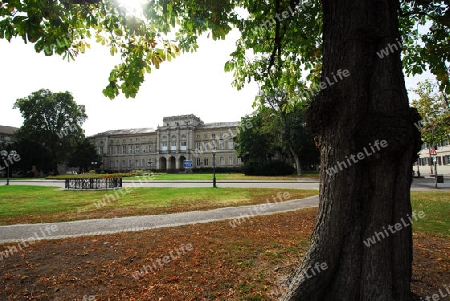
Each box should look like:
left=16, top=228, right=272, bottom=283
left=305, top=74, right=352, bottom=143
left=0, top=195, right=319, bottom=244
left=1, top=177, right=447, bottom=244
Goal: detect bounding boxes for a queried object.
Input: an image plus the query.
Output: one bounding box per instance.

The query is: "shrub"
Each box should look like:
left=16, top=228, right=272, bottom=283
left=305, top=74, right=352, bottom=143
left=243, top=161, right=295, bottom=176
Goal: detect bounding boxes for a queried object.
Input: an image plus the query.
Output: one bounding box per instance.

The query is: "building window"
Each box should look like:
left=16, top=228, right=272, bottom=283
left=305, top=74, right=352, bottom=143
left=161, top=142, right=168, bottom=151
left=171, top=141, right=177, bottom=151
left=204, top=134, right=208, bottom=139
left=99, top=147, right=104, bottom=155
left=228, top=157, right=233, bottom=165
left=136, top=138, right=139, bottom=142
left=196, top=134, right=200, bottom=139
left=219, top=140, right=224, bottom=150
left=135, top=160, right=139, bottom=167
left=149, top=144, right=152, bottom=152
left=135, top=145, right=140, bottom=154
left=116, top=160, right=119, bottom=168
left=122, top=145, right=127, bottom=154
left=203, top=141, right=210, bottom=150
left=181, top=141, right=187, bottom=151
left=237, top=158, right=242, bottom=165
left=116, top=146, right=120, bottom=154
left=220, top=133, right=223, bottom=138
left=109, top=146, right=114, bottom=154
left=220, top=157, right=225, bottom=166
left=204, top=158, right=209, bottom=166
left=444, top=155, right=450, bottom=165
left=129, top=145, right=133, bottom=154
left=181, top=134, right=187, bottom=139
left=228, top=140, right=233, bottom=149
left=196, top=141, right=201, bottom=150
left=122, top=160, right=126, bottom=167
left=142, top=159, right=145, bottom=167
left=109, top=161, right=113, bottom=168
left=212, top=133, right=216, bottom=138
left=196, top=158, right=201, bottom=166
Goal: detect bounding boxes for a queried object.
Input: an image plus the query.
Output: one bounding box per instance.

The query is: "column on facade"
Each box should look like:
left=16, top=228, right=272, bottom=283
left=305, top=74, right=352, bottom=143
left=156, top=129, right=160, bottom=170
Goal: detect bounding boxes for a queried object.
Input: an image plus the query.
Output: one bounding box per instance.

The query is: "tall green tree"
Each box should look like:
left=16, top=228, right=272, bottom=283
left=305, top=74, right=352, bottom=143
left=258, top=91, right=319, bottom=175
left=2, top=1, right=449, bottom=299
left=411, top=79, right=450, bottom=148
left=67, top=137, right=102, bottom=173
left=234, top=113, right=275, bottom=174
left=13, top=89, right=87, bottom=174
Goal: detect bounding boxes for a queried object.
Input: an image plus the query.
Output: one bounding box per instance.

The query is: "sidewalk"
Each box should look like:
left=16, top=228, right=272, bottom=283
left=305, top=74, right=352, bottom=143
left=0, top=195, right=319, bottom=244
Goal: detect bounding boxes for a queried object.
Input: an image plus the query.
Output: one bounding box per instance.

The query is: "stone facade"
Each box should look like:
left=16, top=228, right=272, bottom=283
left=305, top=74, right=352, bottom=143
left=0, top=126, right=18, bottom=145
left=90, top=114, right=242, bottom=172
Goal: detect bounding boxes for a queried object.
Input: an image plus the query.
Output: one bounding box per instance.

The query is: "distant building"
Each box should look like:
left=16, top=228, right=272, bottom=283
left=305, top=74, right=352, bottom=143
left=0, top=126, right=19, bottom=145
left=90, top=114, right=242, bottom=172
left=415, top=141, right=450, bottom=176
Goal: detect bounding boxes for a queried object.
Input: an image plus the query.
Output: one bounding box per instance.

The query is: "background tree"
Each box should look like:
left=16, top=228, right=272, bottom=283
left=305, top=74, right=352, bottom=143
left=235, top=105, right=319, bottom=176
left=258, top=91, right=319, bottom=175
left=11, top=136, right=53, bottom=176
left=67, top=137, right=102, bottom=173
left=2, top=1, right=449, bottom=300
left=411, top=79, right=450, bottom=146
left=234, top=113, right=279, bottom=175
left=13, top=89, right=87, bottom=174
left=411, top=79, right=450, bottom=174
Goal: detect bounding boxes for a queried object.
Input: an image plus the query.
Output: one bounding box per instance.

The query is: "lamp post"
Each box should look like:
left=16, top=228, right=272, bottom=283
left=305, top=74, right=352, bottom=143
left=91, top=161, right=98, bottom=173
left=148, top=159, right=153, bottom=173
left=212, top=147, right=217, bottom=188
left=1, top=150, right=17, bottom=186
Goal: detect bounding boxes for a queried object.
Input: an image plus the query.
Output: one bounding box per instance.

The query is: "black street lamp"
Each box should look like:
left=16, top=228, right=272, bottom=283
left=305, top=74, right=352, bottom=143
left=1, top=150, right=17, bottom=186
left=91, top=161, right=98, bottom=173
left=148, top=159, right=153, bottom=172
left=212, top=147, right=217, bottom=188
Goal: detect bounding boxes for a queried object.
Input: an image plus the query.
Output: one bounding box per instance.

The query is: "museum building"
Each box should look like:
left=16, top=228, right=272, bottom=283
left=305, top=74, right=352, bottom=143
left=90, top=114, right=243, bottom=172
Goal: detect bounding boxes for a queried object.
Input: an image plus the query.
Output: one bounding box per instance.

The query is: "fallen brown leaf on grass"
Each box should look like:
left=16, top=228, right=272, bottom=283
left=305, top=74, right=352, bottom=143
left=0, top=208, right=448, bottom=300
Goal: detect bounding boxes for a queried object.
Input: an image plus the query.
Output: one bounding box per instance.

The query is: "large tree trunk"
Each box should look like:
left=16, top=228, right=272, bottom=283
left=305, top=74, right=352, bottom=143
left=282, top=0, right=422, bottom=300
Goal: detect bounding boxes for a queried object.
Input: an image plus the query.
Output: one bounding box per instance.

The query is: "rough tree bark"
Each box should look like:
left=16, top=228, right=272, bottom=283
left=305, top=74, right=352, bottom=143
left=282, top=0, right=422, bottom=300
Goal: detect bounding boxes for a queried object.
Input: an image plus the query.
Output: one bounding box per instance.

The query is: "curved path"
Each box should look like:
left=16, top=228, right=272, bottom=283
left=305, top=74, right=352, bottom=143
left=0, top=195, right=319, bottom=244
left=1, top=177, right=447, bottom=244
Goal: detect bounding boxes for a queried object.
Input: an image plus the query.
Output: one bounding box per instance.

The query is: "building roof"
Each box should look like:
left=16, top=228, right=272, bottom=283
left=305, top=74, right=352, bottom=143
left=198, top=122, right=239, bottom=129
left=92, top=128, right=156, bottom=137
left=0, top=126, right=19, bottom=135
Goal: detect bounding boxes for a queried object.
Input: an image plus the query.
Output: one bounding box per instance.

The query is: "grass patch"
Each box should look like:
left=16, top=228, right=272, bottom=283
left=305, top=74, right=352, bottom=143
left=125, top=172, right=319, bottom=181
left=0, top=192, right=448, bottom=300
left=0, top=186, right=318, bottom=225
left=411, top=191, right=450, bottom=237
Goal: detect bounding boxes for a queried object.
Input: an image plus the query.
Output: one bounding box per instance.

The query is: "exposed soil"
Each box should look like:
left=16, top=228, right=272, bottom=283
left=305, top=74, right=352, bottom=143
left=0, top=208, right=449, bottom=300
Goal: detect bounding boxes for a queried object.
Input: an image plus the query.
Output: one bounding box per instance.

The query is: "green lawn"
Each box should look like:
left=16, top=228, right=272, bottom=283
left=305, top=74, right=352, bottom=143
left=0, top=186, right=318, bottom=225
left=125, top=172, right=320, bottom=181
left=411, top=191, right=450, bottom=236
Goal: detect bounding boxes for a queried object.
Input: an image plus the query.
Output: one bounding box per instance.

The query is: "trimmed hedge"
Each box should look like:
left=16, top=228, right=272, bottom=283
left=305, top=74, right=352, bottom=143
left=243, top=161, right=295, bottom=176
